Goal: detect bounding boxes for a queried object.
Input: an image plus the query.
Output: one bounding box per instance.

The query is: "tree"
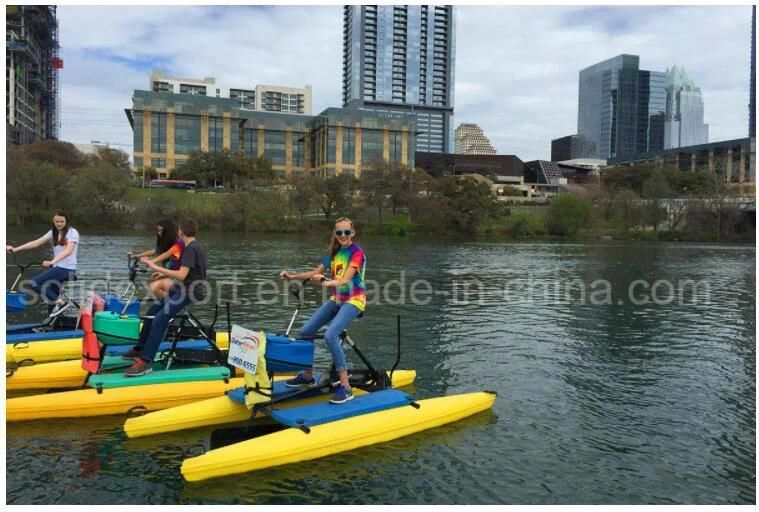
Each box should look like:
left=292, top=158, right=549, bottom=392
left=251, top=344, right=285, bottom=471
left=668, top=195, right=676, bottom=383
left=699, top=167, right=743, bottom=241
left=321, top=174, right=357, bottom=221
left=6, top=159, right=71, bottom=225
left=602, top=164, right=654, bottom=194
left=438, top=175, right=496, bottom=236
left=15, top=140, right=88, bottom=170
left=388, top=164, right=415, bottom=216
left=235, top=154, right=274, bottom=189
left=174, top=150, right=274, bottom=191
left=588, top=186, right=615, bottom=222
left=173, top=151, right=227, bottom=188
left=253, top=156, right=275, bottom=186
left=69, top=163, right=132, bottom=222
left=288, top=174, right=319, bottom=223
left=96, top=147, right=131, bottom=173
left=361, top=157, right=394, bottom=226
left=610, top=188, right=643, bottom=232
left=642, top=171, right=672, bottom=234
left=546, top=192, right=593, bottom=236
left=243, top=189, right=290, bottom=231
left=407, top=167, right=438, bottom=225
left=142, top=166, right=159, bottom=182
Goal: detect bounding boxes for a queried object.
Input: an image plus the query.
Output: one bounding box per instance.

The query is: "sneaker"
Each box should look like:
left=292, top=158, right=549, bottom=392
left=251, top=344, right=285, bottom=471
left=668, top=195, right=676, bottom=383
left=121, top=346, right=143, bottom=360
left=285, top=372, right=316, bottom=388
left=124, top=359, right=152, bottom=377
left=49, top=301, right=71, bottom=318
left=329, top=385, right=354, bottom=404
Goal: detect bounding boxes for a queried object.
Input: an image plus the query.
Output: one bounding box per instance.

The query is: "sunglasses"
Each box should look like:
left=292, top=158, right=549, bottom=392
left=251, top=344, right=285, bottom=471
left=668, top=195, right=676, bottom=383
left=335, top=229, right=353, bottom=236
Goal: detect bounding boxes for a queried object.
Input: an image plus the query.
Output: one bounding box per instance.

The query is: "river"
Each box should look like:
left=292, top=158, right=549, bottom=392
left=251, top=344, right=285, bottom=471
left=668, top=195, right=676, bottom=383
left=5, top=228, right=756, bottom=504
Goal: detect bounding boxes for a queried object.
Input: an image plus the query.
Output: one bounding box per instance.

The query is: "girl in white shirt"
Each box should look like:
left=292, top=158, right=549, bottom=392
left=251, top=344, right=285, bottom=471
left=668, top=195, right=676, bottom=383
left=6, top=210, right=80, bottom=314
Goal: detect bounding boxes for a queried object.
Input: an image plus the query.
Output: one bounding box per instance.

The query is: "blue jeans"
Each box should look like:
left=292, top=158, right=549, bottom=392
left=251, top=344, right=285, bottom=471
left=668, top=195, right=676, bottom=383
left=28, top=266, right=76, bottom=313
left=300, top=300, right=362, bottom=373
left=135, top=286, right=190, bottom=363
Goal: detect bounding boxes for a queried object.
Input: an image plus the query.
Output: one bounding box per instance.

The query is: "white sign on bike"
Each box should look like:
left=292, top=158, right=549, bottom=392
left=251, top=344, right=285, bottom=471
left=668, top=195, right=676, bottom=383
left=228, top=325, right=263, bottom=374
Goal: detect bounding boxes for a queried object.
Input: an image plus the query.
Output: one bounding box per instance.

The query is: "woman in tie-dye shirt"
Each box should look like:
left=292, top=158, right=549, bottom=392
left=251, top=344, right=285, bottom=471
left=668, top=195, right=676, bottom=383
left=279, top=217, right=366, bottom=404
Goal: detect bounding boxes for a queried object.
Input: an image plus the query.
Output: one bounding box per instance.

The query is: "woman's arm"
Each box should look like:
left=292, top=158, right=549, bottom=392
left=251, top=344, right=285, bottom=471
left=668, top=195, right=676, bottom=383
left=44, top=241, right=76, bottom=267
left=151, top=247, right=174, bottom=265
left=7, top=236, right=48, bottom=252
left=142, top=258, right=190, bottom=281
left=127, top=249, right=156, bottom=259
left=323, top=266, right=356, bottom=287
left=280, top=263, right=325, bottom=281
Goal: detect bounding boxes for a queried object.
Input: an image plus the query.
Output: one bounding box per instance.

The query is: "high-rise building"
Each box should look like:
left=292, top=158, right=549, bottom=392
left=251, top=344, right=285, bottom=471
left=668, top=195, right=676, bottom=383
left=6, top=5, right=61, bottom=144
left=577, top=54, right=667, bottom=159
left=663, top=66, right=708, bottom=149
left=342, top=5, right=455, bottom=153
left=149, top=70, right=312, bottom=114
left=454, top=123, right=496, bottom=155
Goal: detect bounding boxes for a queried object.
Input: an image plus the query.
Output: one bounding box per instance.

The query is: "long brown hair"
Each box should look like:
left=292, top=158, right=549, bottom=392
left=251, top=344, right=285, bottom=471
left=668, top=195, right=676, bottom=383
left=327, top=217, right=354, bottom=257
left=51, top=210, right=70, bottom=246
left=155, top=219, right=177, bottom=254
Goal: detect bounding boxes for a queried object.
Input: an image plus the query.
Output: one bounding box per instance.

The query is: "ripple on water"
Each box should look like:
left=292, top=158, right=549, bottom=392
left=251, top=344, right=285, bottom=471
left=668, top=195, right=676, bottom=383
left=4, top=233, right=755, bottom=504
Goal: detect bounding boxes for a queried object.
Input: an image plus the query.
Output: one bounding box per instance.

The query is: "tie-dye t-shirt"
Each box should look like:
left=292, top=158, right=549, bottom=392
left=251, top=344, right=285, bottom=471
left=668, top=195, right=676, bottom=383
left=156, top=238, right=185, bottom=270
left=321, top=243, right=367, bottom=311
left=166, top=239, right=185, bottom=270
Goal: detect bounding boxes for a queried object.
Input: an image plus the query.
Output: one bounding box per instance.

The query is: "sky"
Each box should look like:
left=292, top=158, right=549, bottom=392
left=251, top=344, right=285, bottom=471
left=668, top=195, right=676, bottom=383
left=57, top=5, right=753, bottom=162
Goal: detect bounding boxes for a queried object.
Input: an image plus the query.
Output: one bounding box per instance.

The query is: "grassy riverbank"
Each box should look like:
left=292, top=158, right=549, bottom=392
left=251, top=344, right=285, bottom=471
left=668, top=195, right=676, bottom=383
left=6, top=140, right=755, bottom=243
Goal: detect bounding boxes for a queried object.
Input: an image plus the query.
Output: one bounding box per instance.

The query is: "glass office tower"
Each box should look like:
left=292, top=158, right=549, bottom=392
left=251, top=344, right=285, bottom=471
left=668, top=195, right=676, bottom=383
left=342, top=5, right=455, bottom=154
left=638, top=70, right=667, bottom=154
left=663, top=66, right=709, bottom=149
left=577, top=54, right=667, bottom=159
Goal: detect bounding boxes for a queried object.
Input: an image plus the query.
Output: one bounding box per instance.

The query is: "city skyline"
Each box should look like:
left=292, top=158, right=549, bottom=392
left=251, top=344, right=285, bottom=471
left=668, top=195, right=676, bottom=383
left=57, top=5, right=752, bottom=162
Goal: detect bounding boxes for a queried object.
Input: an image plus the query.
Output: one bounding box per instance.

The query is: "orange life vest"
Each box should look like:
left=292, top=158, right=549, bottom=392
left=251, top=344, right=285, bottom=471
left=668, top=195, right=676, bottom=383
left=81, top=292, right=105, bottom=373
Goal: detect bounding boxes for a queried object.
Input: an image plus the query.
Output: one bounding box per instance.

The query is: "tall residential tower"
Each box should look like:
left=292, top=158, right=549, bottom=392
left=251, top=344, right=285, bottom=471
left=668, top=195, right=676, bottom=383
left=455, top=123, right=496, bottom=155
left=342, top=5, right=455, bottom=153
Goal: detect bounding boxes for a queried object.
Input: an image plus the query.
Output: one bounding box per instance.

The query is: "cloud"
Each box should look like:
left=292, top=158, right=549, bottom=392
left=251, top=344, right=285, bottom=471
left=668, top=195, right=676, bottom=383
left=454, top=5, right=752, bottom=160
left=57, top=5, right=752, bottom=162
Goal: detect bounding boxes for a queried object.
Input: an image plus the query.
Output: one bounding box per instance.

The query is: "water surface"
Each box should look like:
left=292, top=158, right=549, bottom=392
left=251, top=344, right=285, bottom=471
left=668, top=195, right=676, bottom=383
left=5, top=230, right=755, bottom=504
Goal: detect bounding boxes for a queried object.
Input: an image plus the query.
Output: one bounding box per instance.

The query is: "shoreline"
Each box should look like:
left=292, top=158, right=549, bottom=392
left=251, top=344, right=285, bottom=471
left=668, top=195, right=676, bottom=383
left=7, top=223, right=755, bottom=246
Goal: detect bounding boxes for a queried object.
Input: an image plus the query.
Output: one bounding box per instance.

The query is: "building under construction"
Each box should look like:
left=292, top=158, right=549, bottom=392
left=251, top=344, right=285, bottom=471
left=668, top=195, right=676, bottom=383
left=6, top=5, right=61, bottom=144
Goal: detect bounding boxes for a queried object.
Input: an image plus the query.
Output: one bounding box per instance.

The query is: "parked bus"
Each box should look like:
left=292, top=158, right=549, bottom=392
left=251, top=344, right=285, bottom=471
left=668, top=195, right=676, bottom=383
left=148, top=179, right=197, bottom=190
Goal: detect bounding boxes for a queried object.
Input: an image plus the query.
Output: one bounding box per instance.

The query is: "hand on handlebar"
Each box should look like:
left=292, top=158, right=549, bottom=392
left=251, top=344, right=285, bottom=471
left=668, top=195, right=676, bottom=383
left=279, top=270, right=290, bottom=280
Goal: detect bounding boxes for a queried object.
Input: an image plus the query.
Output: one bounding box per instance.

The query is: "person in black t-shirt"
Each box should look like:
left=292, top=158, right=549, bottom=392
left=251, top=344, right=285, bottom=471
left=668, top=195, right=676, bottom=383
left=123, top=219, right=209, bottom=377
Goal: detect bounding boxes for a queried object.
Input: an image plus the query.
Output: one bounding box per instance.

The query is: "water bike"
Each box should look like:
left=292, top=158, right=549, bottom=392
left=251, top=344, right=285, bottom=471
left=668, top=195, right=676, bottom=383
left=7, top=256, right=142, bottom=336
left=6, top=252, right=39, bottom=313
left=125, top=280, right=416, bottom=439
left=6, top=251, right=81, bottom=331
left=7, top=293, right=237, bottom=421
left=6, top=278, right=326, bottom=406
left=181, top=331, right=493, bottom=477
left=127, top=280, right=494, bottom=482
left=5, top=257, right=147, bottom=365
